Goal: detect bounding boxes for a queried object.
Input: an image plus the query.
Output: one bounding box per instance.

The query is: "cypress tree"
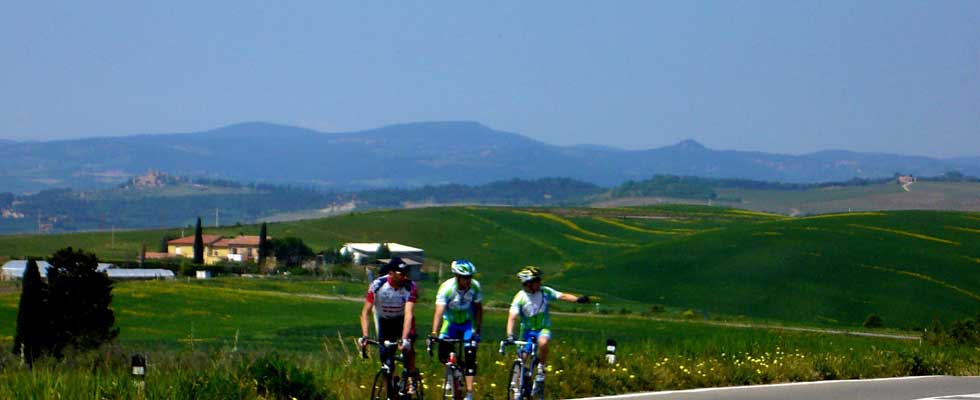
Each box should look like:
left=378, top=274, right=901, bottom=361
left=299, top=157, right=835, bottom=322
left=193, top=217, right=204, bottom=265
left=258, top=222, right=268, bottom=266
left=376, top=243, right=392, bottom=260
left=46, top=247, right=118, bottom=355
left=12, top=259, right=47, bottom=367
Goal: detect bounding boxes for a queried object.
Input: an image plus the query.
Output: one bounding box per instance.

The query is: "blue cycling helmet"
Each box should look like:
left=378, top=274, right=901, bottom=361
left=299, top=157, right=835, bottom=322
left=451, top=259, right=476, bottom=276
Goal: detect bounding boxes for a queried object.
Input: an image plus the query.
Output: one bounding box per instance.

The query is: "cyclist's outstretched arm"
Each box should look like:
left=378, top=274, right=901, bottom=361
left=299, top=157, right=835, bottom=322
left=559, top=293, right=591, bottom=303
left=431, top=304, right=446, bottom=336
left=506, top=310, right=518, bottom=338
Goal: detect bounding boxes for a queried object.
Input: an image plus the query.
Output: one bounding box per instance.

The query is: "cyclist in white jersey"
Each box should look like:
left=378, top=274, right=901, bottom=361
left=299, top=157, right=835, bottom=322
left=359, top=257, right=420, bottom=392
left=505, top=266, right=590, bottom=392
left=430, top=259, right=483, bottom=400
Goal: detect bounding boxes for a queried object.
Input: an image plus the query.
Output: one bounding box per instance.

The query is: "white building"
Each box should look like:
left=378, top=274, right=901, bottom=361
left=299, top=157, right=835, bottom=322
left=107, top=269, right=175, bottom=280
left=1, top=260, right=52, bottom=280
left=339, top=243, right=424, bottom=265
left=1, top=260, right=174, bottom=281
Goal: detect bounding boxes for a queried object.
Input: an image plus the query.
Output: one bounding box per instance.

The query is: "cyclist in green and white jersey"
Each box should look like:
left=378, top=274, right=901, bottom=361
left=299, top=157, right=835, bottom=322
left=505, top=266, right=590, bottom=390
left=430, top=259, right=483, bottom=400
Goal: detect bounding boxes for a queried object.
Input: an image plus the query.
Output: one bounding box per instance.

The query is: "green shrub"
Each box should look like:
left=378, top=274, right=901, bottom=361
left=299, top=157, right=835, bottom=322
left=948, top=319, right=980, bottom=344
left=250, top=353, right=329, bottom=400
left=287, top=266, right=312, bottom=276
left=863, top=314, right=883, bottom=328
left=328, top=264, right=351, bottom=278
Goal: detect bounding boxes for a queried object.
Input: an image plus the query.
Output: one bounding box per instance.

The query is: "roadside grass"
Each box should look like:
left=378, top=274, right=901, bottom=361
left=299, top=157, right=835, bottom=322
left=2, top=278, right=980, bottom=399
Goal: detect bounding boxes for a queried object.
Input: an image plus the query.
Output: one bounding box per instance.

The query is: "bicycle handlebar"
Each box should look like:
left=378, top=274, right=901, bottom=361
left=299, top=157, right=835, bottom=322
left=426, top=336, right=468, bottom=356
left=360, top=338, right=403, bottom=359
left=498, top=339, right=532, bottom=355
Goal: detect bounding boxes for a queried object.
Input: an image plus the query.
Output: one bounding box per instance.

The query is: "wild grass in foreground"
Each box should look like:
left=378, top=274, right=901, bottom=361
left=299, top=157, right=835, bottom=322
left=1, top=328, right=979, bottom=399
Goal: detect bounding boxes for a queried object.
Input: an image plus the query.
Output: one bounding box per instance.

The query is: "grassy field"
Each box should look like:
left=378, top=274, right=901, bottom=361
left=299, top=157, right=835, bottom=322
left=1, top=205, right=978, bottom=330
left=594, top=181, right=980, bottom=215
left=2, top=278, right=978, bottom=399
left=716, top=181, right=980, bottom=215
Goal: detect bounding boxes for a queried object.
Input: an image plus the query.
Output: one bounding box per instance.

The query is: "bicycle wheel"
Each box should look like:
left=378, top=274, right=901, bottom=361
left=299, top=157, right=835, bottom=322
left=399, top=372, right=423, bottom=400
left=413, top=374, right=425, bottom=400
left=370, top=370, right=389, bottom=400
left=529, top=358, right=544, bottom=400
left=442, top=367, right=459, bottom=400
left=506, top=361, right=524, bottom=400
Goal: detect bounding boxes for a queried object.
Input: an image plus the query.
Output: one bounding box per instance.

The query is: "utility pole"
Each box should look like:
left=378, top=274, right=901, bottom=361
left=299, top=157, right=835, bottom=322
left=111, top=225, right=115, bottom=248
left=215, top=208, right=219, bottom=228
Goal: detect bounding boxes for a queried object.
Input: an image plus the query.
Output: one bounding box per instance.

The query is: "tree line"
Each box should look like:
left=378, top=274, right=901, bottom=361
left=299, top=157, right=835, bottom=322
left=2, top=172, right=977, bottom=234
left=608, top=172, right=980, bottom=201
left=0, top=177, right=604, bottom=234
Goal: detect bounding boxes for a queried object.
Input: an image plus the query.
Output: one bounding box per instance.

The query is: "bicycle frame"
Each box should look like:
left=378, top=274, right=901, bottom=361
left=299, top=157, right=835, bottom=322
left=498, top=336, right=542, bottom=400
left=427, top=337, right=469, bottom=400
left=362, top=339, right=423, bottom=400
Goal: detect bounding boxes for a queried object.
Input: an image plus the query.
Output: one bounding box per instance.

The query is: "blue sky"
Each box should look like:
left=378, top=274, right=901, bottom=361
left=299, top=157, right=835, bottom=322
left=1, top=1, right=977, bottom=157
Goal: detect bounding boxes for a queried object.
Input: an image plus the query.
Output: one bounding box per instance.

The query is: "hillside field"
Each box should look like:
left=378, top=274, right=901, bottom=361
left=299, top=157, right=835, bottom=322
left=597, top=181, right=980, bottom=215
left=1, top=205, right=978, bottom=329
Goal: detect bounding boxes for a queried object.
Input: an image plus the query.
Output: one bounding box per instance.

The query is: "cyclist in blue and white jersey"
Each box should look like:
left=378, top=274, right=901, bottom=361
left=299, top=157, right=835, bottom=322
left=430, top=259, right=483, bottom=400
left=505, top=266, right=590, bottom=391
left=359, top=257, right=420, bottom=392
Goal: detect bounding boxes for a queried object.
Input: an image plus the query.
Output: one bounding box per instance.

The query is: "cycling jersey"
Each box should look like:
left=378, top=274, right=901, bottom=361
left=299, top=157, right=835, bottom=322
left=509, top=286, right=563, bottom=333
left=435, top=278, right=483, bottom=324
left=366, top=276, right=418, bottom=319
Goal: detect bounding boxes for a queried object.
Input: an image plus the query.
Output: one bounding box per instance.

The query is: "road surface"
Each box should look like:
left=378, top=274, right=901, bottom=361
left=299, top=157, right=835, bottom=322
left=570, top=376, right=980, bottom=400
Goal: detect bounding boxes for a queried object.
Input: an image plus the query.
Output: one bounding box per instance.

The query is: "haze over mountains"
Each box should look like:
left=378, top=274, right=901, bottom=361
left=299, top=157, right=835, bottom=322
left=1, top=121, right=977, bottom=194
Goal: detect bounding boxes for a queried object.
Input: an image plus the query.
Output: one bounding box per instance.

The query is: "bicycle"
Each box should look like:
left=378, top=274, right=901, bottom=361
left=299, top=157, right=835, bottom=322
left=361, top=338, right=425, bottom=400
left=426, top=336, right=473, bottom=400
left=498, top=335, right=544, bottom=400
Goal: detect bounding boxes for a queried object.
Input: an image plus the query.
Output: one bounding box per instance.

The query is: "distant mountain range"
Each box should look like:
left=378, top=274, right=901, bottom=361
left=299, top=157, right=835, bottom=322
left=1, top=121, right=977, bottom=193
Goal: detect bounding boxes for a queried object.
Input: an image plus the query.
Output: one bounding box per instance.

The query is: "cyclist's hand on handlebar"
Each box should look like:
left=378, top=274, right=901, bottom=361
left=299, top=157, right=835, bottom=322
left=471, top=333, right=481, bottom=343
left=358, top=336, right=369, bottom=359
left=399, top=338, right=412, bottom=351
left=506, top=334, right=515, bottom=344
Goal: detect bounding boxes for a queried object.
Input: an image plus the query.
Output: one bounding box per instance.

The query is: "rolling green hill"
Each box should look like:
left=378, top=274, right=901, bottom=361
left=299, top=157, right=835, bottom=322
left=1, top=205, right=977, bottom=329
left=563, top=210, right=980, bottom=328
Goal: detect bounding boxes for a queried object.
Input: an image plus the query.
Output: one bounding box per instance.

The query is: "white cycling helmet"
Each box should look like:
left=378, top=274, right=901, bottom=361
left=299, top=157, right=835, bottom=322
left=451, top=259, right=476, bottom=276
left=517, top=266, right=542, bottom=283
